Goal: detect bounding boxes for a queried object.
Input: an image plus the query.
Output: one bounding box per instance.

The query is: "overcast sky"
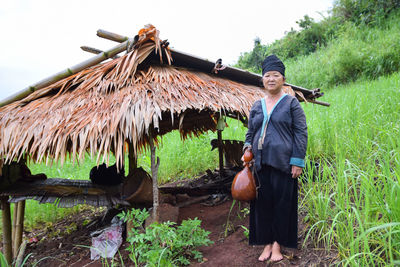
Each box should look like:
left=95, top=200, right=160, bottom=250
left=0, top=0, right=333, bottom=101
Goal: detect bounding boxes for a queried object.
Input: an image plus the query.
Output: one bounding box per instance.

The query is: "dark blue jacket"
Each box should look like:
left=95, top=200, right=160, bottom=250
left=244, top=94, right=307, bottom=174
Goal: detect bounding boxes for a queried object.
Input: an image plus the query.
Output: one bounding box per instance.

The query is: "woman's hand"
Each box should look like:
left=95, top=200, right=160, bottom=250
left=291, top=165, right=303, bottom=178
left=241, top=148, right=253, bottom=167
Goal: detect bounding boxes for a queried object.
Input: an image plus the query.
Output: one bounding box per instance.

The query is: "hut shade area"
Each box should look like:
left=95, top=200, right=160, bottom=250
left=0, top=25, right=324, bottom=168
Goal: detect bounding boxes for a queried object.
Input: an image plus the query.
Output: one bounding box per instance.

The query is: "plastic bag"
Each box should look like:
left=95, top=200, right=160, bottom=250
left=90, top=217, right=123, bottom=260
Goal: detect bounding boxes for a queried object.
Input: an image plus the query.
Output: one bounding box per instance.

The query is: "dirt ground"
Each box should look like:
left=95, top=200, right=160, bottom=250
left=18, top=195, right=339, bottom=267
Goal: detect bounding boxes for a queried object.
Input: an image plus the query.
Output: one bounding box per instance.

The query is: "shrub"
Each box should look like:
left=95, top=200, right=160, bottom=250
left=119, top=208, right=213, bottom=266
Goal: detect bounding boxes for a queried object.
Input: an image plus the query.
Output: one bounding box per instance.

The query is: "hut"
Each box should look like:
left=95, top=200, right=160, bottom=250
left=0, top=25, right=327, bottom=263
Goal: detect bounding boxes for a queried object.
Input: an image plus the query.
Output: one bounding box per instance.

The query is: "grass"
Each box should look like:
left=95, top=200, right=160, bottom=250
left=1, top=71, right=399, bottom=265
left=299, top=72, right=400, bottom=266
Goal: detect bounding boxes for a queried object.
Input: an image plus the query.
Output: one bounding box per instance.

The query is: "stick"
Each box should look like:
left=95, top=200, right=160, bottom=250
left=149, top=133, right=160, bottom=222
left=80, top=46, right=120, bottom=59
left=15, top=240, right=27, bottom=267
left=13, top=200, right=25, bottom=258
left=1, top=197, right=13, bottom=264
left=0, top=39, right=132, bottom=107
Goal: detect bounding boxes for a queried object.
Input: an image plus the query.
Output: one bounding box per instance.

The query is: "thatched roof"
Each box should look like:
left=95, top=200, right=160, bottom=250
left=0, top=25, right=323, bottom=168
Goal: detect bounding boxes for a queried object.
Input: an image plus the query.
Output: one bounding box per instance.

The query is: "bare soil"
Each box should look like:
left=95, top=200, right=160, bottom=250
left=18, top=195, right=339, bottom=267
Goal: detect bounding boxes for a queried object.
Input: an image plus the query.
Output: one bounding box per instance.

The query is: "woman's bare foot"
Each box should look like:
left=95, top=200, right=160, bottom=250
left=258, top=244, right=272, bottom=261
left=271, top=242, right=283, bottom=262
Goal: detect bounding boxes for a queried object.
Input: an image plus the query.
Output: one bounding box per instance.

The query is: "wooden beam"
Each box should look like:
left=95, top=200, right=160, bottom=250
left=1, top=197, right=13, bottom=264
left=0, top=39, right=132, bottom=107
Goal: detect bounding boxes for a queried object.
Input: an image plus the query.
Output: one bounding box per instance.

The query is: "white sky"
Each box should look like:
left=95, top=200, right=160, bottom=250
left=0, top=0, right=333, bottom=101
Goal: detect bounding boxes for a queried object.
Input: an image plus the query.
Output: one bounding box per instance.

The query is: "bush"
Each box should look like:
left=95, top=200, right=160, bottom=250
left=119, top=208, right=213, bottom=266
left=285, top=11, right=400, bottom=89
left=332, top=0, right=400, bottom=26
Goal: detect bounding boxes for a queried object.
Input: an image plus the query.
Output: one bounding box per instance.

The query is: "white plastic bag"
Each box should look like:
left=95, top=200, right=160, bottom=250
left=90, top=224, right=123, bottom=260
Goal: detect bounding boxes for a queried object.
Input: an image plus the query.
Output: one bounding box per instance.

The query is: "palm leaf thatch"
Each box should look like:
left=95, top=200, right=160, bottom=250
left=0, top=25, right=295, bottom=169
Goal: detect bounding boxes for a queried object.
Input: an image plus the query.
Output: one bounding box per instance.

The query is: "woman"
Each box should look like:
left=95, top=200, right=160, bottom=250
left=243, top=55, right=307, bottom=262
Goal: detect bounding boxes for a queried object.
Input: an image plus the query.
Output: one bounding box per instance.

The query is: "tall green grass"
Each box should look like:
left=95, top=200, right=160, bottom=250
left=301, top=72, right=400, bottom=266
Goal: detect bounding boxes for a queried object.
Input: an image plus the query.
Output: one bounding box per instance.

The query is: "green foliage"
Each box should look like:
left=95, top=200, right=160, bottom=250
left=235, top=0, right=400, bottom=79
left=236, top=15, right=341, bottom=71
left=240, top=225, right=249, bottom=239
left=332, top=0, right=400, bottom=26
left=120, top=208, right=213, bottom=266
left=0, top=252, right=9, bottom=267
left=300, top=72, right=400, bottom=265
left=285, top=10, right=400, bottom=89
left=0, top=251, right=32, bottom=267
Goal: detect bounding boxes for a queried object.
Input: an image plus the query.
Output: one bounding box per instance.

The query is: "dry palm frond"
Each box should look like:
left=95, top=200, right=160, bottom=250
left=0, top=25, right=298, bottom=170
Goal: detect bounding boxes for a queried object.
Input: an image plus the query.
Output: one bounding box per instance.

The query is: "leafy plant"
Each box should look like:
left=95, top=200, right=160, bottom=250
left=240, top=225, right=250, bottom=239
left=120, top=208, right=213, bottom=266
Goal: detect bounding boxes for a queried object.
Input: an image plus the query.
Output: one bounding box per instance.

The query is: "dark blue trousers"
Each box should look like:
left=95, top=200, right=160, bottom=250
left=249, top=165, right=298, bottom=248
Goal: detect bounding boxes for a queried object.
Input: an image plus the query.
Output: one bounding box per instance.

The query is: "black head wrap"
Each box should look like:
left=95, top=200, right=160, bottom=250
left=262, top=55, right=285, bottom=77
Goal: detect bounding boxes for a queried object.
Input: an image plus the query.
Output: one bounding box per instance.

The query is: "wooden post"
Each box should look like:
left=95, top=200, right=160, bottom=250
left=217, top=130, right=224, bottom=178
left=128, top=142, right=137, bottom=176
left=149, top=133, right=160, bottom=222
left=1, top=197, right=13, bottom=264
left=13, top=200, right=25, bottom=258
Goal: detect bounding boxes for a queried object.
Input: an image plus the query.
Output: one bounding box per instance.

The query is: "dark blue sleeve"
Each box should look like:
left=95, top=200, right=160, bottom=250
left=244, top=101, right=259, bottom=151
left=289, top=98, right=307, bottom=168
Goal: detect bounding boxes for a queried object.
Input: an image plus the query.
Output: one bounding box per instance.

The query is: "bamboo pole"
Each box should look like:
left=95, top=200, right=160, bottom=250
left=80, top=46, right=120, bottom=59
left=1, top=197, right=13, bottom=264
left=0, top=39, right=132, bottom=108
left=149, top=133, right=160, bottom=222
left=97, top=29, right=128, bottom=43
left=12, top=203, right=17, bottom=248
left=15, top=240, right=27, bottom=267
left=217, top=130, right=224, bottom=178
left=13, top=200, right=25, bottom=258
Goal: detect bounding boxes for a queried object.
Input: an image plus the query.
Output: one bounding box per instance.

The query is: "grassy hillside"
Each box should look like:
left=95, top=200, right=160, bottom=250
left=285, top=11, right=400, bottom=89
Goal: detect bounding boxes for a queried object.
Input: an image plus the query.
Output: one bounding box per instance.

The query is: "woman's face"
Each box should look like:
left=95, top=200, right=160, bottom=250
left=262, top=71, right=285, bottom=94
